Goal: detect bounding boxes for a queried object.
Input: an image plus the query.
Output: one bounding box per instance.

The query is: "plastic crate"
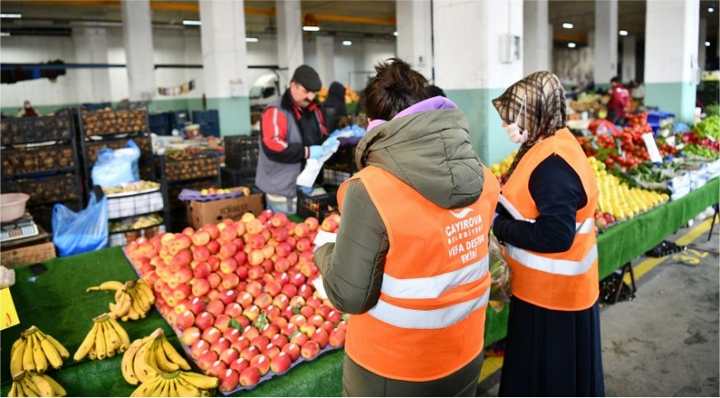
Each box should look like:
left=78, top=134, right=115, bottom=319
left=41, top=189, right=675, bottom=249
left=107, top=190, right=164, bottom=219
left=0, top=109, right=74, bottom=145
left=80, top=107, right=149, bottom=137
left=647, top=111, right=675, bottom=133
left=192, top=110, right=219, bottom=125
left=199, top=121, right=220, bottom=137
left=224, top=135, right=259, bottom=172
left=164, top=156, right=221, bottom=182
left=324, top=144, right=357, bottom=173
left=149, top=113, right=172, bottom=135
left=170, top=111, right=190, bottom=131
left=85, top=136, right=152, bottom=165
left=323, top=168, right=352, bottom=187
left=4, top=173, right=81, bottom=206
left=2, top=144, right=76, bottom=177
left=296, top=187, right=338, bottom=219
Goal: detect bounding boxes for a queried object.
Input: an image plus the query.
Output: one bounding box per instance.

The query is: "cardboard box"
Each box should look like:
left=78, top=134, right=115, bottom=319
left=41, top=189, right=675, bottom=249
left=187, top=193, right=264, bottom=228
left=1, top=241, right=56, bottom=268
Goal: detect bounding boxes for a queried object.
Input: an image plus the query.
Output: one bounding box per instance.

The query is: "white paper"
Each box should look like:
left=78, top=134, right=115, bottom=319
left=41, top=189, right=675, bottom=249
left=312, top=276, right=328, bottom=299
left=642, top=133, right=663, bottom=163
left=296, top=145, right=340, bottom=188
left=313, top=230, right=337, bottom=253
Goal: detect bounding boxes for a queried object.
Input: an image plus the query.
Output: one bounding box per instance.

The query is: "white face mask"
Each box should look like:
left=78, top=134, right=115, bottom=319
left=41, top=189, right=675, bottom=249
left=503, top=95, right=529, bottom=144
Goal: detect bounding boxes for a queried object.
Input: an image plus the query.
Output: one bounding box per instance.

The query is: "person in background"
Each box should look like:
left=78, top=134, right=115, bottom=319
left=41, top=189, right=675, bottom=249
left=255, top=65, right=337, bottom=213
left=607, top=76, right=630, bottom=125
left=18, top=100, right=38, bottom=118
left=315, top=58, right=499, bottom=396
left=322, top=81, right=348, bottom=132
left=491, top=71, right=604, bottom=396
left=425, top=84, right=446, bottom=98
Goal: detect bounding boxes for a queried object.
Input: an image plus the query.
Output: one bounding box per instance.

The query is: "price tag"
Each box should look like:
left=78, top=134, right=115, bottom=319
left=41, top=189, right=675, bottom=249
left=642, top=133, right=663, bottom=163
left=0, top=288, right=20, bottom=331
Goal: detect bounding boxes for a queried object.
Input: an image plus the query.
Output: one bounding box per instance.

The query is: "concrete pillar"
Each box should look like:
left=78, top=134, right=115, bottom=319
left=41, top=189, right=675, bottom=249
left=621, top=35, right=636, bottom=82
left=699, top=18, right=707, bottom=72
left=315, top=35, right=335, bottom=87
left=72, top=27, right=112, bottom=104
left=433, top=0, right=523, bottom=164
left=184, top=30, right=203, bottom=111
left=548, top=23, right=554, bottom=72
left=644, top=0, right=700, bottom=122
left=396, top=0, right=433, bottom=80
left=121, top=0, right=155, bottom=102
left=523, top=0, right=550, bottom=75
left=199, top=0, right=251, bottom=135
left=276, top=0, right=303, bottom=86
left=593, top=0, right=618, bottom=86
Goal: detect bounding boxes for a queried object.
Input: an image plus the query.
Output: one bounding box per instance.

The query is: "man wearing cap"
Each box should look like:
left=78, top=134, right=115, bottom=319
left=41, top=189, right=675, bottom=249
left=255, top=65, right=336, bottom=213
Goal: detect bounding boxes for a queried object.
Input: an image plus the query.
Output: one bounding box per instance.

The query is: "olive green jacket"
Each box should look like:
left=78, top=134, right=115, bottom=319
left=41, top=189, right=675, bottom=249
left=315, top=107, right=486, bottom=314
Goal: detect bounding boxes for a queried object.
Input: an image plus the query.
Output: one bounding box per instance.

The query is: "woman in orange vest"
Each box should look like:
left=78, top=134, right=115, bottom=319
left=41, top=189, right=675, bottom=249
left=491, top=71, right=605, bottom=396
left=314, top=58, right=500, bottom=396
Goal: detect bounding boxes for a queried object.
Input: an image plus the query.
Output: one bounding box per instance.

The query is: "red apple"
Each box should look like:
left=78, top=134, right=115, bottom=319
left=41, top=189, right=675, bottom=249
left=207, top=256, right=220, bottom=271
left=304, top=217, right=319, bottom=231
left=232, top=336, right=251, bottom=352
left=240, top=346, right=260, bottom=362
left=212, top=337, right=231, bottom=355
left=261, top=324, right=279, bottom=340
left=290, top=332, right=309, bottom=346
left=282, top=323, right=298, bottom=338
left=271, top=352, right=293, bottom=373
left=272, top=316, right=289, bottom=330
left=219, top=347, right=239, bottom=365
left=248, top=250, right=265, bottom=266
left=196, top=349, right=218, bottom=370
left=243, top=305, right=261, bottom=321
left=208, top=359, right=227, bottom=377
left=237, top=291, right=254, bottom=308
left=225, top=302, right=244, bottom=318
left=301, top=341, right=320, bottom=360
left=215, top=314, right=232, bottom=331
left=289, top=272, right=306, bottom=287
left=281, top=284, right=298, bottom=297
left=243, top=326, right=259, bottom=341
left=300, top=306, right=315, bottom=319
left=207, top=289, right=221, bottom=302
left=311, top=328, right=329, bottom=347
left=273, top=294, right=290, bottom=310
left=251, top=335, right=270, bottom=350
left=181, top=327, right=201, bottom=346
left=191, top=339, right=211, bottom=358
left=321, top=320, right=334, bottom=333
left=327, top=310, right=342, bottom=324
left=289, top=296, right=306, bottom=309
left=202, top=326, right=222, bottom=344
left=233, top=315, right=250, bottom=330
left=218, top=243, right=237, bottom=260
left=223, top=327, right=242, bottom=343
left=287, top=252, right=298, bottom=266
left=300, top=324, right=316, bottom=337
left=219, top=368, right=239, bottom=392
left=230, top=357, right=249, bottom=373
left=193, top=262, right=211, bottom=279
left=236, top=265, right=249, bottom=280
left=270, top=213, right=288, bottom=228
left=248, top=265, right=265, bottom=280
left=207, top=240, right=220, bottom=255
left=176, top=310, right=195, bottom=330
left=298, top=284, right=313, bottom=299
left=282, top=343, right=301, bottom=361
left=293, top=224, right=308, bottom=238
left=239, top=366, right=261, bottom=387
left=220, top=289, right=238, bottom=305
left=191, top=278, right=210, bottom=297
left=192, top=230, right=211, bottom=246
left=207, top=299, right=225, bottom=317
left=220, top=258, right=238, bottom=274
left=329, top=328, right=345, bottom=348
left=196, top=312, right=215, bottom=330
left=246, top=281, right=263, bottom=298
left=290, top=314, right=307, bottom=327
left=270, top=334, right=289, bottom=349
left=208, top=273, right=222, bottom=289
left=250, top=354, right=270, bottom=375
left=254, top=293, right=273, bottom=309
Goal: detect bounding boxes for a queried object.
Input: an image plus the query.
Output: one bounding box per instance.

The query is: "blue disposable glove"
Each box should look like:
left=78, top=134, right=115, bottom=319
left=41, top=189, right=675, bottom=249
left=322, top=136, right=340, bottom=151
left=308, top=145, right=324, bottom=160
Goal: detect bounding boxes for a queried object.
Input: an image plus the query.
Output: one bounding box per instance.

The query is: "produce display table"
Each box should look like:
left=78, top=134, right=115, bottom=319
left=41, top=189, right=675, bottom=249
left=2, top=178, right=717, bottom=396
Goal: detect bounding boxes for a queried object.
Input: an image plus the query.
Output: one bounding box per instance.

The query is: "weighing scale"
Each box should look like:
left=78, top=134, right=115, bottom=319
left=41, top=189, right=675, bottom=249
left=1, top=214, right=40, bottom=243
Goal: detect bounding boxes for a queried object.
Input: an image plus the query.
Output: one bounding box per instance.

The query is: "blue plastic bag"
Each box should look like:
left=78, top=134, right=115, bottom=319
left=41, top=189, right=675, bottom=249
left=91, top=140, right=141, bottom=187
left=52, top=193, right=108, bottom=256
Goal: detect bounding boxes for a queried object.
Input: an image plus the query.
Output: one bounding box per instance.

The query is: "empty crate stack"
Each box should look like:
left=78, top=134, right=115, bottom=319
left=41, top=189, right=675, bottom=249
left=222, top=134, right=259, bottom=188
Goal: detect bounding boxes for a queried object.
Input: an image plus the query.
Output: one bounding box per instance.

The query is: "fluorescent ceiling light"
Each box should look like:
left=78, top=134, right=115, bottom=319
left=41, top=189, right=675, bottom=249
left=342, top=40, right=352, bottom=46
left=709, top=7, right=715, bottom=13
left=393, top=31, right=397, bottom=36
left=182, top=20, right=201, bottom=26
left=567, top=42, right=576, bottom=48
left=1, top=13, right=22, bottom=19
left=706, top=41, right=711, bottom=47
left=246, top=37, right=259, bottom=43
left=1, top=32, right=10, bottom=37
left=562, top=22, right=574, bottom=29
left=302, top=26, right=320, bottom=32
left=619, top=30, right=628, bottom=36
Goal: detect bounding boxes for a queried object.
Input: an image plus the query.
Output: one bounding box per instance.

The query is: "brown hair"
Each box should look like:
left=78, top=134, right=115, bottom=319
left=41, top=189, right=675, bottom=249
left=363, top=58, right=428, bottom=120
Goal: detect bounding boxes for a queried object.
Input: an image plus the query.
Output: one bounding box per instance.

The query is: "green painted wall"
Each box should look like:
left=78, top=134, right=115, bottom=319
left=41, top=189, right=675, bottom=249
left=446, top=88, right=519, bottom=165
left=206, top=97, right=251, bottom=136
left=645, top=81, right=697, bottom=123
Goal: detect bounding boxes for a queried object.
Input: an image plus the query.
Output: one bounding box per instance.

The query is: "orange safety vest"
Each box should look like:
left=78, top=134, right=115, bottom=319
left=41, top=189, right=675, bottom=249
left=500, top=128, right=599, bottom=311
left=337, top=165, right=500, bottom=381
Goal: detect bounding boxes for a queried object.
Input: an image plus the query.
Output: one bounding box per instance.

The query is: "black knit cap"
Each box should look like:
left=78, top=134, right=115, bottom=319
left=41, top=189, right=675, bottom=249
left=291, top=65, right=322, bottom=92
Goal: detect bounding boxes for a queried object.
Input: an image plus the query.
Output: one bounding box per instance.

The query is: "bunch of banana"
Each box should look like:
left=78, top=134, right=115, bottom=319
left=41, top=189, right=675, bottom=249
left=131, top=371, right=217, bottom=397
left=10, top=326, right=70, bottom=377
left=73, top=314, right=130, bottom=362
left=86, top=279, right=154, bottom=321
left=122, top=328, right=191, bottom=385
left=8, top=371, right=66, bottom=397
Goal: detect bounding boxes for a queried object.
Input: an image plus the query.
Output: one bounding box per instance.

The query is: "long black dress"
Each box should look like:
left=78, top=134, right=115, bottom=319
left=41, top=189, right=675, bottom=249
left=493, top=154, right=605, bottom=396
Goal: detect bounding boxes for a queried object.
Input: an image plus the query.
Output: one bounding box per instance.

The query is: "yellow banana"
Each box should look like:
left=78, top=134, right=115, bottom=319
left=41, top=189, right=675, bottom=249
left=87, top=281, right=125, bottom=292
left=133, top=338, right=158, bottom=383
left=128, top=284, right=149, bottom=311
left=131, top=377, right=162, bottom=397
left=22, top=334, right=35, bottom=371
left=94, top=321, right=107, bottom=360
left=174, top=377, right=201, bottom=397
left=42, top=333, right=70, bottom=358
left=168, top=378, right=179, bottom=397
left=136, top=280, right=155, bottom=304
left=30, top=334, right=48, bottom=373
left=122, top=339, right=144, bottom=385
left=109, top=292, right=132, bottom=319
left=107, top=317, right=130, bottom=350
left=178, top=372, right=219, bottom=390
left=157, top=379, right=171, bottom=397
left=8, top=381, right=18, bottom=397
left=10, top=338, right=26, bottom=377
left=37, top=334, right=63, bottom=369
left=41, top=373, right=66, bottom=397
left=20, top=376, right=40, bottom=397
left=160, top=338, right=191, bottom=370
left=100, top=322, right=116, bottom=358
left=73, top=322, right=98, bottom=362
left=127, top=289, right=147, bottom=318
left=153, top=340, right=179, bottom=372
left=14, top=379, right=26, bottom=397
left=28, top=372, right=54, bottom=397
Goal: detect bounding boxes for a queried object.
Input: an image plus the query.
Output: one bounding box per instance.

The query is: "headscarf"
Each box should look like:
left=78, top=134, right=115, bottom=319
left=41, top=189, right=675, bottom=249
left=492, top=71, right=567, bottom=179
left=324, top=81, right=347, bottom=117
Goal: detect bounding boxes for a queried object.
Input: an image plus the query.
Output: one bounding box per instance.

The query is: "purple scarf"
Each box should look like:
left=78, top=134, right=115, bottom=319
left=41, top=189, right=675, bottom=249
left=367, top=96, right=458, bottom=132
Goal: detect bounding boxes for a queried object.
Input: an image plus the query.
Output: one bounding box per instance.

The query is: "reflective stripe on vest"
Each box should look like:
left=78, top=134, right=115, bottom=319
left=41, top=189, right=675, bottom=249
left=500, top=193, right=594, bottom=234
left=379, top=254, right=489, bottom=299
left=506, top=244, right=597, bottom=276
left=368, top=289, right=490, bottom=329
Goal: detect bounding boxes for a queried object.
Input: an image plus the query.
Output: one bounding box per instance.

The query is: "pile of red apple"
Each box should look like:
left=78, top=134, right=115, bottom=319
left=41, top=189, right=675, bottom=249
left=125, top=210, right=343, bottom=392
